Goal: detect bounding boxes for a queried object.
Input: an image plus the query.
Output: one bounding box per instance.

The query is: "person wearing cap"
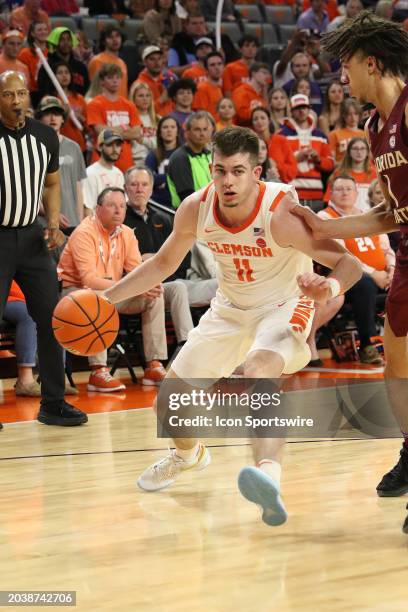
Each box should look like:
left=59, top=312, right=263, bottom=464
left=182, top=37, right=213, bottom=84
left=168, top=12, right=207, bottom=75
left=279, top=93, right=333, bottom=206
left=36, top=95, right=87, bottom=232
left=282, top=52, right=323, bottom=115
left=222, top=35, right=260, bottom=98
left=88, top=26, right=128, bottom=99
left=137, top=45, right=176, bottom=116
left=143, top=0, right=182, bottom=43
left=87, top=63, right=142, bottom=173
left=82, top=130, right=125, bottom=213
left=231, top=62, right=270, bottom=127
left=10, top=0, right=50, bottom=36
left=0, top=30, right=30, bottom=84
left=37, top=27, right=89, bottom=98
left=167, top=77, right=196, bottom=131
left=193, top=51, right=224, bottom=120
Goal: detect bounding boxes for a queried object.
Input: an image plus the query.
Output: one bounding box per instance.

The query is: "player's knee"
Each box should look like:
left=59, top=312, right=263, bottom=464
left=244, top=350, right=285, bottom=378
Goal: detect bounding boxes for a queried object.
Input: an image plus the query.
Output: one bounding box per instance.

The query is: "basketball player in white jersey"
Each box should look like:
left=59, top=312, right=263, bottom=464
left=104, top=127, right=362, bottom=526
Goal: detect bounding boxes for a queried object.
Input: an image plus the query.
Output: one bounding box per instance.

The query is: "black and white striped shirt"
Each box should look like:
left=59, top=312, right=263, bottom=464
left=0, top=118, right=59, bottom=228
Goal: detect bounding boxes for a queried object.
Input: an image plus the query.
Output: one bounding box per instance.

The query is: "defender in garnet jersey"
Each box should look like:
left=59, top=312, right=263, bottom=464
left=292, top=11, right=408, bottom=532
left=103, top=127, right=361, bottom=527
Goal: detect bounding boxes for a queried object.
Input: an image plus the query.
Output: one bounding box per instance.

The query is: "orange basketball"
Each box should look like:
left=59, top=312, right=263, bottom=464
left=52, top=290, right=119, bottom=356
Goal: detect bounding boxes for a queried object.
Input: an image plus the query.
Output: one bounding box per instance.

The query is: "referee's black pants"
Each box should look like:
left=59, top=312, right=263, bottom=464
left=0, top=222, right=65, bottom=405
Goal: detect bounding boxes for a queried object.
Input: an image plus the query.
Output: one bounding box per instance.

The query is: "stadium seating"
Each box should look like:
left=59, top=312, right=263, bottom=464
left=80, top=17, right=120, bottom=42
left=265, top=6, right=296, bottom=26
left=121, top=19, right=144, bottom=42
left=236, top=4, right=262, bottom=22
left=50, top=16, right=78, bottom=32
left=278, top=24, right=297, bottom=45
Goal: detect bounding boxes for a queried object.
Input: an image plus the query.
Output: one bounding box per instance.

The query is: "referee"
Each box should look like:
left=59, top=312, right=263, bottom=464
left=0, top=71, right=87, bottom=429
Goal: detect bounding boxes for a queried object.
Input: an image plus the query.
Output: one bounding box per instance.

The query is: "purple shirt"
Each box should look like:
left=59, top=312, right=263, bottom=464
left=297, top=8, right=329, bottom=34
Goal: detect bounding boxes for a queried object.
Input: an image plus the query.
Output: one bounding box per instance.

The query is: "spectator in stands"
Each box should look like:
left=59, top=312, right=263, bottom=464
left=257, top=137, right=280, bottom=182
left=182, top=36, right=213, bottom=83
left=143, top=0, right=182, bottom=43
left=38, top=27, right=89, bottom=97
left=232, top=62, right=270, bottom=127
left=52, top=61, right=88, bottom=155
left=18, top=21, right=49, bottom=107
left=82, top=129, right=125, bottom=213
left=269, top=87, right=290, bottom=132
left=273, top=31, right=327, bottom=88
left=167, top=77, right=196, bottom=131
left=84, top=0, right=132, bottom=16
left=327, top=0, right=363, bottom=32
left=193, top=51, right=224, bottom=120
left=314, top=175, right=395, bottom=364
left=137, top=45, right=177, bottom=116
left=297, top=0, right=330, bottom=34
left=318, top=79, right=344, bottom=136
left=167, top=110, right=212, bottom=208
left=124, top=166, right=194, bottom=348
left=40, top=0, right=79, bottom=14
left=283, top=53, right=323, bottom=115
left=329, top=98, right=364, bottom=166
left=368, top=177, right=400, bottom=253
left=72, top=30, right=94, bottom=67
left=88, top=27, right=128, bottom=99
left=0, top=31, right=30, bottom=87
left=10, top=0, right=50, bottom=35
left=130, top=0, right=155, bottom=17
left=250, top=107, right=297, bottom=184
left=129, top=81, right=159, bottom=165
left=375, top=0, right=394, bottom=20
left=87, top=64, right=142, bottom=173
left=280, top=93, right=333, bottom=206
left=145, top=115, right=182, bottom=208
left=199, top=0, right=236, bottom=22
left=168, top=12, right=207, bottom=75
left=324, top=137, right=376, bottom=210
left=216, top=97, right=236, bottom=130
left=36, top=96, right=86, bottom=232
left=58, top=186, right=168, bottom=390
left=222, top=34, right=260, bottom=98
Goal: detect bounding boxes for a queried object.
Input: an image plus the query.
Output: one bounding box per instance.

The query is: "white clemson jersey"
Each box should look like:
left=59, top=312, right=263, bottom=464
left=196, top=181, right=313, bottom=310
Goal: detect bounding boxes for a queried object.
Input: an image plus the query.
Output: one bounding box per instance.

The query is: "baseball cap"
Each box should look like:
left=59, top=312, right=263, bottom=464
left=36, top=96, right=66, bottom=116
left=195, top=37, right=214, bottom=48
left=97, top=129, right=124, bottom=147
left=2, top=29, right=24, bottom=42
left=142, top=45, right=162, bottom=61
left=290, top=94, right=310, bottom=109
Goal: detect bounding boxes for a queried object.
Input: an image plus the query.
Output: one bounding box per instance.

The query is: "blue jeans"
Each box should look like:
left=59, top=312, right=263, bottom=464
left=3, top=300, right=37, bottom=366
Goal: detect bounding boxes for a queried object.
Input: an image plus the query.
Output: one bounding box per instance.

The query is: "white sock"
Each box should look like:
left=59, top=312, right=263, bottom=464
left=257, top=459, right=282, bottom=486
left=175, top=442, right=200, bottom=463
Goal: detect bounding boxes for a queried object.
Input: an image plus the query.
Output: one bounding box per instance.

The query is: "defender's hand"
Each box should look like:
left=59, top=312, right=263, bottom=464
left=291, top=205, right=328, bottom=240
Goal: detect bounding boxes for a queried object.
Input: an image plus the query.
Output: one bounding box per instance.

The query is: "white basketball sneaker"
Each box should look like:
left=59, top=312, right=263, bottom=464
left=137, top=444, right=211, bottom=492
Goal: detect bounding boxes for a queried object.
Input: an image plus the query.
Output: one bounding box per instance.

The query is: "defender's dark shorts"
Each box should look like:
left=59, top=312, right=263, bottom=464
left=386, top=234, right=408, bottom=337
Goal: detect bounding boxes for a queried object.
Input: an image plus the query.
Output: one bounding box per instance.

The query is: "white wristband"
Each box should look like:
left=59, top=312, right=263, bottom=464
left=327, top=277, right=341, bottom=298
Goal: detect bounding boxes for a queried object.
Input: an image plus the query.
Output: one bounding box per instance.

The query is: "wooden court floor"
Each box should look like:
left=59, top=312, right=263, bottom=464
left=1, top=362, right=408, bottom=612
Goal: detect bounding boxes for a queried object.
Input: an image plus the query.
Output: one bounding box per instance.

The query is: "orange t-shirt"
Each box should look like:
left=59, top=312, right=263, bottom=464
left=232, top=82, right=267, bottom=126
left=182, top=63, right=208, bottom=84
left=7, top=281, right=25, bottom=303
left=328, top=127, right=365, bottom=165
left=60, top=92, right=88, bottom=153
left=87, top=94, right=142, bottom=173
left=0, top=56, right=30, bottom=85
left=18, top=46, right=48, bottom=92
left=223, top=59, right=249, bottom=95
left=267, top=133, right=297, bottom=184
left=193, top=80, right=223, bottom=119
left=136, top=69, right=174, bottom=116
left=88, top=53, right=128, bottom=99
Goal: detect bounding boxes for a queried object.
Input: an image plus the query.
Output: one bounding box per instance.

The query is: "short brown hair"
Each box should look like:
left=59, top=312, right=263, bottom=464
left=99, top=63, right=123, bottom=80
left=212, top=126, right=259, bottom=167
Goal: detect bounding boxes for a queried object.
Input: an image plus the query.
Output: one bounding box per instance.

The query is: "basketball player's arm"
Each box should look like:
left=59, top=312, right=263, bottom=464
left=103, top=194, right=199, bottom=304
left=272, top=195, right=362, bottom=303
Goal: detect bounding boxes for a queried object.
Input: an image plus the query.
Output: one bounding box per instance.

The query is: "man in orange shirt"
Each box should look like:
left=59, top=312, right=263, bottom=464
left=10, top=0, right=50, bottom=36
left=182, top=37, right=213, bottom=84
left=223, top=34, right=260, bottom=98
left=88, top=26, right=128, bottom=99
left=232, top=62, right=270, bottom=126
left=0, top=31, right=30, bottom=84
left=193, top=51, right=224, bottom=120
left=87, top=64, right=141, bottom=173
left=137, top=45, right=176, bottom=116
left=59, top=186, right=168, bottom=391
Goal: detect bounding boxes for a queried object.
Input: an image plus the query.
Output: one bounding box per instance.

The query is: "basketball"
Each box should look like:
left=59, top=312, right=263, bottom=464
left=52, top=290, right=119, bottom=356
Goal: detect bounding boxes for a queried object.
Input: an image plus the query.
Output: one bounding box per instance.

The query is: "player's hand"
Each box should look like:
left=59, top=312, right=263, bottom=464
left=371, top=270, right=389, bottom=290
left=44, top=227, right=66, bottom=250
left=291, top=206, right=328, bottom=240
left=386, top=265, right=395, bottom=288
left=297, top=272, right=332, bottom=304
left=143, top=285, right=164, bottom=299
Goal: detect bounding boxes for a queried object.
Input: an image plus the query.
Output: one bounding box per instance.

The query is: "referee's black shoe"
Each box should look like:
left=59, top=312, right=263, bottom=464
left=376, top=444, right=408, bottom=496
left=403, top=505, right=408, bottom=534
left=37, top=401, right=88, bottom=427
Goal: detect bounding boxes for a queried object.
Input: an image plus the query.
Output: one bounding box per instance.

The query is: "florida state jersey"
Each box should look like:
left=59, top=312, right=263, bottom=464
left=196, top=181, right=313, bottom=309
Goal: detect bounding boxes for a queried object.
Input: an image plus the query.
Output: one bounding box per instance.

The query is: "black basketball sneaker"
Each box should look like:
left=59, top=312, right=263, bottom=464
left=377, top=444, right=408, bottom=496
